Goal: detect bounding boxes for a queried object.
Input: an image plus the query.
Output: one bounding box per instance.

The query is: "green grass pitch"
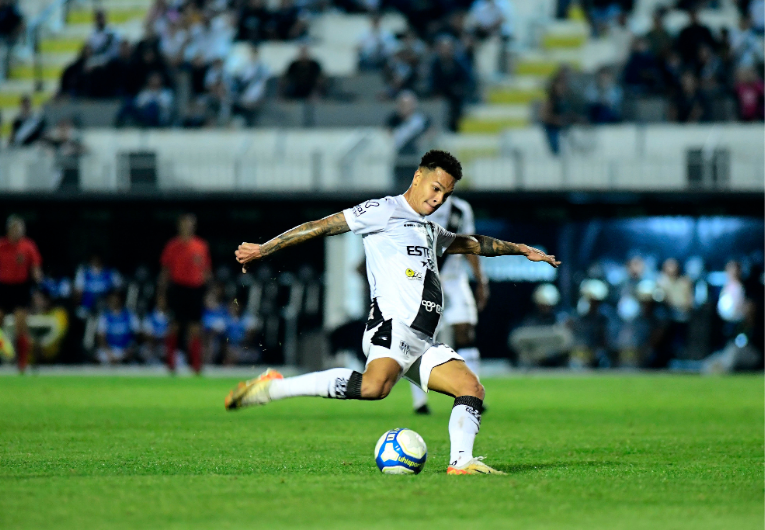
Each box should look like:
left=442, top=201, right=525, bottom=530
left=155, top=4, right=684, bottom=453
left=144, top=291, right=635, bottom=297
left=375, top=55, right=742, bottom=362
left=1, top=374, right=762, bottom=530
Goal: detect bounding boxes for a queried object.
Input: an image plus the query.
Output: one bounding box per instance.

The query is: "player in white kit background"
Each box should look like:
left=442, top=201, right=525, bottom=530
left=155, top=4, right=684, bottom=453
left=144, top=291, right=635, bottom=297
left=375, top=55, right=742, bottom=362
left=226, top=150, right=560, bottom=475
left=410, top=195, right=488, bottom=415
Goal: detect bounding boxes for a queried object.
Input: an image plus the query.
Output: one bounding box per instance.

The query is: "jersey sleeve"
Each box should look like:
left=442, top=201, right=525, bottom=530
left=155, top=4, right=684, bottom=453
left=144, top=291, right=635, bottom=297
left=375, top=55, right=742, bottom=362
left=342, top=197, right=395, bottom=235
left=434, top=223, right=457, bottom=257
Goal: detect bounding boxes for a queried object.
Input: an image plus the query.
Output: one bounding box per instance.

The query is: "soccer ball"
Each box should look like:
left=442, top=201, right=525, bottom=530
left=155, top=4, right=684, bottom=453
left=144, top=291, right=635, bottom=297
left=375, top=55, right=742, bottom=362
left=374, top=428, right=427, bottom=475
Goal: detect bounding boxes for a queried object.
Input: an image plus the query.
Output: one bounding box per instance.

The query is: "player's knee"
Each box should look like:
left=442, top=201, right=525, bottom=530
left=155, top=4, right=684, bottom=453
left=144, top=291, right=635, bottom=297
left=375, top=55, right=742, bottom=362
left=461, top=377, right=484, bottom=400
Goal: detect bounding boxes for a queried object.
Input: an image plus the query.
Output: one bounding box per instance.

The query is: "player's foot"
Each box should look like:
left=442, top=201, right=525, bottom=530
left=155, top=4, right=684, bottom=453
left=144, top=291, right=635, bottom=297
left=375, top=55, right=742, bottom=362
left=224, top=368, right=283, bottom=410
left=446, top=457, right=506, bottom=475
left=414, top=404, right=431, bottom=415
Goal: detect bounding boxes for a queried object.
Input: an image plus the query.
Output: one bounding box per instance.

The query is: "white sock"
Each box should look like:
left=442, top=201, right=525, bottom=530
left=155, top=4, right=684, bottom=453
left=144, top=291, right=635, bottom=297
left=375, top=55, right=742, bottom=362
left=268, top=368, right=355, bottom=400
left=410, top=382, right=428, bottom=409
left=458, top=347, right=480, bottom=377
left=448, top=396, right=482, bottom=467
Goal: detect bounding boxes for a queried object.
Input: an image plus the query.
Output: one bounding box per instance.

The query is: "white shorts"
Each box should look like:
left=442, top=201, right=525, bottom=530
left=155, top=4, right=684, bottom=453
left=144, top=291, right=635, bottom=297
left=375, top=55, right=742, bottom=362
left=442, top=277, right=478, bottom=326
left=362, top=319, right=463, bottom=392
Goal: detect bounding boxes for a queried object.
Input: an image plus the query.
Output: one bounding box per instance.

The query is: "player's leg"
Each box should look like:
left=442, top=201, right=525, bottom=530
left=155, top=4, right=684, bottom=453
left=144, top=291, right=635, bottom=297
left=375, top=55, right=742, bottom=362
left=14, top=306, right=31, bottom=372
left=410, top=382, right=430, bottom=414
left=225, top=357, right=402, bottom=409
left=426, top=358, right=504, bottom=474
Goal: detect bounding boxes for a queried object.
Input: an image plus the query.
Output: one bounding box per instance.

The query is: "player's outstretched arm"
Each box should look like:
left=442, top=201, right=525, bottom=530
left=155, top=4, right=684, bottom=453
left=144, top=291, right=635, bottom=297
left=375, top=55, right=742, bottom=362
left=235, top=212, right=350, bottom=272
left=446, top=234, right=561, bottom=268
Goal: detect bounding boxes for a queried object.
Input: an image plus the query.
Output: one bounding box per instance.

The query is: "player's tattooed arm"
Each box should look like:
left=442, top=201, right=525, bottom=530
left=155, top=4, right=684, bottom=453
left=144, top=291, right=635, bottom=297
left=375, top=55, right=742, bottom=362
left=235, top=212, right=350, bottom=272
left=446, top=234, right=561, bottom=268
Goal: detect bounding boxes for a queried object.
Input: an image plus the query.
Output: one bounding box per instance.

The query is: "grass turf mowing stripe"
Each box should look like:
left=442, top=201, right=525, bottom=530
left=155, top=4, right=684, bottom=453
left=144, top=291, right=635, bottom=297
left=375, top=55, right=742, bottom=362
left=0, top=375, right=762, bottom=529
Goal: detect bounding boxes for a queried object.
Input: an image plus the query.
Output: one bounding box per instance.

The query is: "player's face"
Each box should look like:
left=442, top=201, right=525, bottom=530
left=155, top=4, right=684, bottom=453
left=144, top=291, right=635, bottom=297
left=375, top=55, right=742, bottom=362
left=414, top=168, right=455, bottom=216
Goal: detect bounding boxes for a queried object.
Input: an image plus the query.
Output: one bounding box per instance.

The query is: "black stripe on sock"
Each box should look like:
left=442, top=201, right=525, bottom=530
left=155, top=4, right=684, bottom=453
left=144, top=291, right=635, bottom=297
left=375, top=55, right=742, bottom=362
left=346, top=371, right=362, bottom=400
left=453, top=395, right=483, bottom=414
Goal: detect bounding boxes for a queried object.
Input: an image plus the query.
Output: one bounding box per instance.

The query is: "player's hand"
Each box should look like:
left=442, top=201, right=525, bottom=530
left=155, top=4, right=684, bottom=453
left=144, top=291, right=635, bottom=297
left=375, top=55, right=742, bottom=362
left=235, top=242, right=264, bottom=273
left=520, top=244, right=561, bottom=268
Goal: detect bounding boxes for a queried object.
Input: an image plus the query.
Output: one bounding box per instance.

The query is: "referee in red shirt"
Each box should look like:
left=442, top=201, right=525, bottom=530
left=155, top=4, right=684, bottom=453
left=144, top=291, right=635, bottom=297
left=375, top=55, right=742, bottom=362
left=159, top=214, right=211, bottom=373
left=0, top=216, right=43, bottom=372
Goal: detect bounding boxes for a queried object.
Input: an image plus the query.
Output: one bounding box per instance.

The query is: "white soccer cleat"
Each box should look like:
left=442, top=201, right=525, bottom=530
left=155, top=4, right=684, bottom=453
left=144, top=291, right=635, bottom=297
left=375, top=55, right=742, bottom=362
left=446, top=456, right=506, bottom=475
left=224, top=368, right=283, bottom=410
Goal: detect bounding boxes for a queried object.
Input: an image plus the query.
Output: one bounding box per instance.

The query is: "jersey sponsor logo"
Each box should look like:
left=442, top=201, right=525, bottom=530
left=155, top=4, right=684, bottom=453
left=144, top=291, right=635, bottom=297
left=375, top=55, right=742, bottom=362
left=405, top=268, right=422, bottom=281
left=399, top=340, right=410, bottom=357
left=406, top=245, right=431, bottom=257
left=351, top=200, right=380, bottom=217
left=421, top=300, right=442, bottom=314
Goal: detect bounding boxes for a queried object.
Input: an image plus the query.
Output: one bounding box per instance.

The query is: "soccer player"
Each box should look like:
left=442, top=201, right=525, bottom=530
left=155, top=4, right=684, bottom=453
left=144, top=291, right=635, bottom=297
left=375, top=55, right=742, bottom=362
left=224, top=150, right=559, bottom=475
left=159, top=214, right=211, bottom=373
left=0, top=215, right=43, bottom=372
left=410, top=195, right=488, bottom=415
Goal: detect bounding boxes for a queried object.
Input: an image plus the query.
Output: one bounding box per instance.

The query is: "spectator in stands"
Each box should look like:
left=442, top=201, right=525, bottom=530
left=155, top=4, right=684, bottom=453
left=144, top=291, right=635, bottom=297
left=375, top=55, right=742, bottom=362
left=645, top=7, right=672, bottom=61
left=140, top=293, right=170, bottom=364
left=386, top=90, right=432, bottom=190
left=674, top=8, right=717, bottom=69
left=622, top=37, right=663, bottom=94
left=236, top=0, right=271, bottom=43
left=116, top=72, right=175, bottom=127
left=0, top=0, right=23, bottom=64
left=734, top=66, right=764, bottom=121
left=585, top=66, right=623, bottom=123
left=270, top=0, right=309, bottom=41
left=387, top=90, right=432, bottom=155
left=657, top=257, right=693, bottom=359
left=466, top=0, right=515, bottom=41
left=616, top=279, right=670, bottom=368
left=281, top=45, right=325, bottom=100
left=42, top=117, right=86, bottom=189
left=74, top=252, right=123, bottom=319
left=729, top=15, right=764, bottom=70
left=668, top=71, right=708, bottom=123
left=58, top=45, right=93, bottom=99
left=583, top=0, right=622, bottom=37
left=145, top=0, right=172, bottom=37
left=9, top=96, right=45, bottom=147
left=131, top=41, right=173, bottom=96
left=158, top=17, right=188, bottom=69
left=540, top=70, right=573, bottom=155
left=0, top=215, right=42, bottom=372
left=159, top=213, right=211, bottom=373
left=29, top=287, right=69, bottom=365
left=383, top=45, right=418, bottom=99
left=105, top=41, right=136, bottom=97
left=96, top=290, right=140, bottom=365
left=357, top=13, right=397, bottom=71
left=696, top=44, right=726, bottom=96
left=87, top=10, right=121, bottom=68
left=750, top=0, right=764, bottom=34
left=199, top=57, right=231, bottom=126
left=231, top=45, right=271, bottom=125
left=430, top=35, right=473, bottom=132
left=220, top=299, right=259, bottom=365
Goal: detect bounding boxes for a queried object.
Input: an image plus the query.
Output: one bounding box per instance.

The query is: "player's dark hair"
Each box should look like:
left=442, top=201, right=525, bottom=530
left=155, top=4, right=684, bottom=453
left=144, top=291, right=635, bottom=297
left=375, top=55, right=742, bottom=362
left=419, top=150, right=462, bottom=181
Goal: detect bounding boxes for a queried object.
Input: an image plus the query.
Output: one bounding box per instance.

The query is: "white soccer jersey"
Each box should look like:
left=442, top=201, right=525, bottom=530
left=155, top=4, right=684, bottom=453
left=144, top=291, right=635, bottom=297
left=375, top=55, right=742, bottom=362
left=343, top=195, right=456, bottom=337
left=428, top=196, right=475, bottom=282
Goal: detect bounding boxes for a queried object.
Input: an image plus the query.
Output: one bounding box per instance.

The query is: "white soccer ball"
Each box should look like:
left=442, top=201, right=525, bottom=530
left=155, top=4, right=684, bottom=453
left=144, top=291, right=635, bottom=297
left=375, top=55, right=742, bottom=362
left=374, top=428, right=427, bottom=475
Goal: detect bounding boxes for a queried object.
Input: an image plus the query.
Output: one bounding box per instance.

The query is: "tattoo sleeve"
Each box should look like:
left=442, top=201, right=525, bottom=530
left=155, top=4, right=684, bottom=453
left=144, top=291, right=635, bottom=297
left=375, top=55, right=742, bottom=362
left=261, top=212, right=350, bottom=257
left=447, top=234, right=525, bottom=257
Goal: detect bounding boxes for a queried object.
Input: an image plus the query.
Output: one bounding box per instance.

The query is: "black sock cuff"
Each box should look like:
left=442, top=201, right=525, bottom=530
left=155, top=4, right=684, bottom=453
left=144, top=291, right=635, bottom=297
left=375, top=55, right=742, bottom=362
left=346, top=371, right=363, bottom=400
left=453, top=395, right=483, bottom=414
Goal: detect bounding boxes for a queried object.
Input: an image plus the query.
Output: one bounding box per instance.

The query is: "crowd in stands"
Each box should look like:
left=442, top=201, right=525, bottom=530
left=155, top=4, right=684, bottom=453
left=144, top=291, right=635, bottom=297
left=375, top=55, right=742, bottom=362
left=541, top=2, right=764, bottom=153
left=49, top=0, right=513, bottom=130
